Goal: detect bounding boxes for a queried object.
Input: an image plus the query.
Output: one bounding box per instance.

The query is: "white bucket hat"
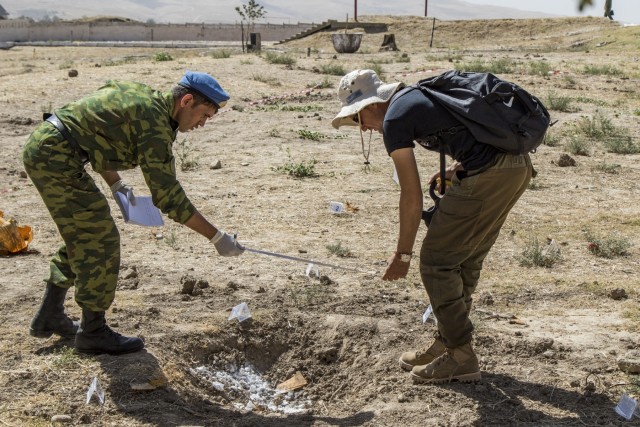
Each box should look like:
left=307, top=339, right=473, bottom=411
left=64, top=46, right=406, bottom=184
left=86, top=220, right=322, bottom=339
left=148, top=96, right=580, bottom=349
left=332, top=69, right=404, bottom=129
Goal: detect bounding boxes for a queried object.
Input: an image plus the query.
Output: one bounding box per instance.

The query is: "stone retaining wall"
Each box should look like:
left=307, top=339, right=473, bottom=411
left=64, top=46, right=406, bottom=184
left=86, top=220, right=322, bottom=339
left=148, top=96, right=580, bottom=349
left=0, top=20, right=314, bottom=43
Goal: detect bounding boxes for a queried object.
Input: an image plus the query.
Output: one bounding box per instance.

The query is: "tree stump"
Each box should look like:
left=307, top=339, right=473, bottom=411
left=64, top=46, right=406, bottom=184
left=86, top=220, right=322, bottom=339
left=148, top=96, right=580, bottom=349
left=379, top=33, right=398, bottom=51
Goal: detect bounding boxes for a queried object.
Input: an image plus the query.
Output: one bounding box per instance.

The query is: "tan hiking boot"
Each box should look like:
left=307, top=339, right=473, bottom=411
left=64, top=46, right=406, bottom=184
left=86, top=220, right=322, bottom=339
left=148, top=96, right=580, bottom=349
left=398, top=333, right=446, bottom=371
left=411, top=342, right=481, bottom=384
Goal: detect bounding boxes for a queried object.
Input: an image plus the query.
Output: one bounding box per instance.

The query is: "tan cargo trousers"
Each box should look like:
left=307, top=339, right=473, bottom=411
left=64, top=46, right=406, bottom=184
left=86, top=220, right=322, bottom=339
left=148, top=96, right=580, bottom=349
left=420, top=153, right=532, bottom=348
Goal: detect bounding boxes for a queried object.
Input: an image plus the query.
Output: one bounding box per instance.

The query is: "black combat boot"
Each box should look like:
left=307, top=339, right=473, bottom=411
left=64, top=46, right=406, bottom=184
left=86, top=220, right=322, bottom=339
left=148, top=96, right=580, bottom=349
left=30, top=282, right=79, bottom=339
left=75, top=310, right=144, bottom=355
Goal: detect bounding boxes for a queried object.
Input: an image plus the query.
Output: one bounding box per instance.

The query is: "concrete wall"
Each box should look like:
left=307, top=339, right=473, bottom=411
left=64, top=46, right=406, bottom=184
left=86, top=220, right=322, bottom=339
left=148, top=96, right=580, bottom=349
left=0, top=20, right=314, bottom=43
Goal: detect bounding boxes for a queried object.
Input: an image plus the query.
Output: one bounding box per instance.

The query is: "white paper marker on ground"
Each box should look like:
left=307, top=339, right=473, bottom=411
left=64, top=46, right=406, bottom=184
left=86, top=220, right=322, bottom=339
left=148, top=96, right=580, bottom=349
left=228, top=302, right=252, bottom=322
left=392, top=167, right=399, bottom=185
left=615, top=394, right=640, bottom=420
left=86, top=377, right=105, bottom=405
left=329, top=201, right=345, bottom=214
left=305, top=262, right=319, bottom=279
left=422, top=304, right=437, bottom=325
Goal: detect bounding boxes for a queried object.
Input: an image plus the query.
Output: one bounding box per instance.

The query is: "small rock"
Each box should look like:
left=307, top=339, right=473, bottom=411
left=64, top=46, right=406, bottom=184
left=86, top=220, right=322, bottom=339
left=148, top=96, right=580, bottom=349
left=319, top=275, right=334, bottom=285
left=542, top=350, right=555, bottom=358
left=397, top=393, right=409, bottom=403
left=19, top=170, right=28, bottom=178
left=617, top=350, right=640, bottom=374
left=608, top=288, right=627, bottom=300
left=210, top=160, right=222, bottom=170
left=180, top=275, right=197, bottom=295
left=569, top=379, right=580, bottom=387
left=477, top=292, right=494, bottom=306
left=226, top=280, right=239, bottom=291
left=533, top=337, right=554, bottom=353
left=557, top=154, right=576, bottom=167
left=240, top=162, right=249, bottom=166
left=68, top=69, right=78, bottom=77
left=122, top=266, right=138, bottom=280
left=196, top=279, right=209, bottom=289
left=51, top=414, right=72, bottom=423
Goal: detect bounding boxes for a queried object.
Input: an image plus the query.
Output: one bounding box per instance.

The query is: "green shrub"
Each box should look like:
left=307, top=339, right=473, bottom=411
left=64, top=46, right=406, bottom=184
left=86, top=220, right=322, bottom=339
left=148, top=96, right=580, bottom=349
left=593, top=161, right=620, bottom=174
left=175, top=139, right=198, bottom=171
left=274, top=150, right=318, bottom=178
left=519, top=236, right=561, bottom=268
left=575, top=111, right=616, bottom=138
left=602, top=133, right=640, bottom=154
left=565, top=137, right=591, bottom=156
left=583, top=229, right=631, bottom=258
left=319, top=63, right=346, bottom=76
left=252, top=74, right=282, bottom=86
left=211, top=49, right=232, bottom=59
left=546, top=91, right=575, bottom=112
left=297, top=129, right=325, bottom=141
left=528, top=61, right=552, bottom=77
left=326, top=241, right=353, bottom=257
left=154, top=52, right=173, bottom=62
left=310, top=77, right=333, bottom=89
left=264, top=51, right=296, bottom=65
left=583, top=64, right=623, bottom=76
left=543, top=131, right=561, bottom=147
left=367, top=62, right=384, bottom=78
left=455, top=58, right=515, bottom=74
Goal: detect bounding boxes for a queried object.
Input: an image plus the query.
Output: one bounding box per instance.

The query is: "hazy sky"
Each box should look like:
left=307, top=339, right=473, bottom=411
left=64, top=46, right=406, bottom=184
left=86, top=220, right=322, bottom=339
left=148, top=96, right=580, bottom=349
left=461, top=0, right=639, bottom=24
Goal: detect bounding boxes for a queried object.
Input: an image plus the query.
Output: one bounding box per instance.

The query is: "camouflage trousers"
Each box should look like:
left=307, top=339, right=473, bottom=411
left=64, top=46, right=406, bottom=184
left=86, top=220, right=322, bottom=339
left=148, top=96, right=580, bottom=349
left=23, top=122, right=120, bottom=311
left=420, top=153, right=533, bottom=348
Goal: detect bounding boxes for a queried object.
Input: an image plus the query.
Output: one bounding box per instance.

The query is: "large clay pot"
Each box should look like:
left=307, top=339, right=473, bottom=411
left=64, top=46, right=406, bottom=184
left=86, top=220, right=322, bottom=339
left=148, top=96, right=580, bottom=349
left=332, top=33, right=363, bottom=53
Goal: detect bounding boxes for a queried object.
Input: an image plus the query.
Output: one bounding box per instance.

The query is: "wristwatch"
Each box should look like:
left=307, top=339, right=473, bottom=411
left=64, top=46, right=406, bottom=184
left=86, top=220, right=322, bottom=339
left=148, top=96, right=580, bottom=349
left=396, top=252, right=413, bottom=262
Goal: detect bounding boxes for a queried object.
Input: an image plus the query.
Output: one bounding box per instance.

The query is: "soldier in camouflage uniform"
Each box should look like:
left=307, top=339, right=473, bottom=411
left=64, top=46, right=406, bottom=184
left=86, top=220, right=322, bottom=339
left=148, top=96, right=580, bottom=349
left=24, top=71, right=244, bottom=355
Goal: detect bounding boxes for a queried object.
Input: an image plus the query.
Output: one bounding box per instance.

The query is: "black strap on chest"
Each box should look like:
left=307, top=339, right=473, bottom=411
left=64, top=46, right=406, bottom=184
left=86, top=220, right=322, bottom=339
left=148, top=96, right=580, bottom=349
left=43, top=113, right=89, bottom=165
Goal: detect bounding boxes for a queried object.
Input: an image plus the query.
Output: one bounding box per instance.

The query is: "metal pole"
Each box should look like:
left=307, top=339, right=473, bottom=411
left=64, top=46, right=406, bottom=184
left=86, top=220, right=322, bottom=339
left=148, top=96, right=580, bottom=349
left=354, top=0, right=358, bottom=22
left=425, top=0, right=428, bottom=17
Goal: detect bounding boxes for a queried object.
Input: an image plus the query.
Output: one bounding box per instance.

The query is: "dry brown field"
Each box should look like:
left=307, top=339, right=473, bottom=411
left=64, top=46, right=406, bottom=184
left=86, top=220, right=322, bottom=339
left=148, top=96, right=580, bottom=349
left=1, top=16, right=639, bottom=427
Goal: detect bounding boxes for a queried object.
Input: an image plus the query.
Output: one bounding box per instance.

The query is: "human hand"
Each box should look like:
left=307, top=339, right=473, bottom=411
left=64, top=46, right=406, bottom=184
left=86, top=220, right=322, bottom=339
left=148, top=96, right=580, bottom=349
left=110, top=180, right=136, bottom=205
left=382, top=252, right=411, bottom=281
left=211, top=230, right=245, bottom=257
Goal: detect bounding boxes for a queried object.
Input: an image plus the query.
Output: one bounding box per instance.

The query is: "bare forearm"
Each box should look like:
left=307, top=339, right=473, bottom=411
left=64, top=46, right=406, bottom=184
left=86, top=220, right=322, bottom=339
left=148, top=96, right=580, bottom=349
left=100, top=171, right=121, bottom=187
left=397, top=191, right=422, bottom=254
left=184, top=211, right=218, bottom=240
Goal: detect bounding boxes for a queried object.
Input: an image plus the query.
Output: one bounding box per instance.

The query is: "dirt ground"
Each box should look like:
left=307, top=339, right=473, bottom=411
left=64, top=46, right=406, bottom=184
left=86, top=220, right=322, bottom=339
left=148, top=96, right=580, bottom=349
left=1, top=16, right=639, bottom=427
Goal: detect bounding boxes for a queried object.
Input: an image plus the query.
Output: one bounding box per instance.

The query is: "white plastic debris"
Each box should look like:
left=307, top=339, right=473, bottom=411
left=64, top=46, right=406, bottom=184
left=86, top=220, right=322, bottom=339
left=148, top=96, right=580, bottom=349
left=615, top=394, right=640, bottom=420
left=191, top=363, right=310, bottom=414
left=329, top=201, right=345, bottom=214
left=86, top=377, right=105, bottom=405
left=228, top=302, right=252, bottom=322
left=422, top=304, right=437, bottom=325
left=305, top=262, right=319, bottom=279
left=392, top=167, right=399, bottom=185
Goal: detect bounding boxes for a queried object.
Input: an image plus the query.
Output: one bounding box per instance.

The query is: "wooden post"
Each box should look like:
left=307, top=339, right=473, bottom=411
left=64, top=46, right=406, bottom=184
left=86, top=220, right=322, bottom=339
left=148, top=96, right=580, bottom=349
left=429, top=17, right=435, bottom=48
left=240, top=21, right=245, bottom=53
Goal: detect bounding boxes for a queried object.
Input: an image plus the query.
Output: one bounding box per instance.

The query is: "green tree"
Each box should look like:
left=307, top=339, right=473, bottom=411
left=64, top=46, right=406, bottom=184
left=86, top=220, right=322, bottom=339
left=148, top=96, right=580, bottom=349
left=235, top=1, right=267, bottom=50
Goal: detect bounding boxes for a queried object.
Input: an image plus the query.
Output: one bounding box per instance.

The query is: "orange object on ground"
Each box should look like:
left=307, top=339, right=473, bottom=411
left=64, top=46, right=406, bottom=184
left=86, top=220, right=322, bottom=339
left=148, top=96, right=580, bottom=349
left=0, top=211, right=33, bottom=255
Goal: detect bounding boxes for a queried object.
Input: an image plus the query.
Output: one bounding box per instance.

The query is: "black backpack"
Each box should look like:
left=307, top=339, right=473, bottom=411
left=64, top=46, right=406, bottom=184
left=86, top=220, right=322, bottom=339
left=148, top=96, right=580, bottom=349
left=415, top=70, right=551, bottom=155
left=414, top=70, right=551, bottom=228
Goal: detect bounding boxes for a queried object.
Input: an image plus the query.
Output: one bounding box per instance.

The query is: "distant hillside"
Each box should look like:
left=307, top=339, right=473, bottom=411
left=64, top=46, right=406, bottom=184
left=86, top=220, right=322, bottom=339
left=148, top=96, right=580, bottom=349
left=1, top=0, right=555, bottom=24
left=285, top=16, right=634, bottom=53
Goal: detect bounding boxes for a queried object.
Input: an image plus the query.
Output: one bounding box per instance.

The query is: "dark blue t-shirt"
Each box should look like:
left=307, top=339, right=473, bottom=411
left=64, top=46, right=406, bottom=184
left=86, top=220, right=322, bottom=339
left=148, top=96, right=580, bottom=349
left=383, top=86, right=498, bottom=171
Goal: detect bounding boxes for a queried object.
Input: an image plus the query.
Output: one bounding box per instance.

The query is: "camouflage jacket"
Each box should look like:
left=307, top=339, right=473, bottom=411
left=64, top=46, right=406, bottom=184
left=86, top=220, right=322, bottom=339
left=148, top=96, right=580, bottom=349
left=55, top=80, right=196, bottom=224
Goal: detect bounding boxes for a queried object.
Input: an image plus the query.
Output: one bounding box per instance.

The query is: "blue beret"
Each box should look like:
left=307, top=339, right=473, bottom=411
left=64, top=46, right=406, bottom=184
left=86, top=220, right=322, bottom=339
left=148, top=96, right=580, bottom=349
left=178, top=71, right=230, bottom=108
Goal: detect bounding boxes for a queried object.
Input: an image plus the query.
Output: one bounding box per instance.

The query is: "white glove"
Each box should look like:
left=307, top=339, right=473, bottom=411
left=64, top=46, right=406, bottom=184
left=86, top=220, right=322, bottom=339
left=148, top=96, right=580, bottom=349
left=111, top=180, right=136, bottom=205
left=211, top=230, right=245, bottom=257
